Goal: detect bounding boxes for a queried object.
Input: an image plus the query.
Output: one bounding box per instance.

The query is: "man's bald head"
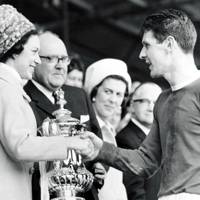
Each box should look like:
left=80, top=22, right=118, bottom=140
left=39, top=31, right=68, bottom=56
left=130, top=82, right=162, bottom=129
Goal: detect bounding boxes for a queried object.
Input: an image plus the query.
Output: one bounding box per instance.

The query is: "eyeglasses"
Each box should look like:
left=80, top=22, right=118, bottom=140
left=40, top=55, right=71, bottom=65
left=132, top=98, right=156, bottom=106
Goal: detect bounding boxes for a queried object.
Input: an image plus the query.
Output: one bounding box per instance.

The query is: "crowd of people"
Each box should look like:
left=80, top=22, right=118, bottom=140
left=1, top=3, right=200, bottom=200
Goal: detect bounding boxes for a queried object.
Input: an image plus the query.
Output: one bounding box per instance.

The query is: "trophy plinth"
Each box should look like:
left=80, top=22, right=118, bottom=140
left=41, top=89, right=94, bottom=200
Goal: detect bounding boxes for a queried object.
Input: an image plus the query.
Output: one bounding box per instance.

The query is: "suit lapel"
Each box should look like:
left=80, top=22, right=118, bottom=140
left=131, top=121, right=146, bottom=141
left=24, top=81, right=59, bottom=117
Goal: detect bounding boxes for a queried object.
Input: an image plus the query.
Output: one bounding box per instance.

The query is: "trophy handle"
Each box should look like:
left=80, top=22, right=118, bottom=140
left=38, top=117, right=60, bottom=136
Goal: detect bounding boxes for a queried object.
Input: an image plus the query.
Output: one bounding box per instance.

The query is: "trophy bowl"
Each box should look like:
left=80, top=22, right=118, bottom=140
left=48, top=165, right=94, bottom=199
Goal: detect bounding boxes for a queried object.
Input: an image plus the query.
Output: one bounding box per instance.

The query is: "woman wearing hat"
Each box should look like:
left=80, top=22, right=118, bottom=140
left=0, top=5, right=92, bottom=200
left=84, top=58, right=131, bottom=200
left=65, top=54, right=85, bottom=88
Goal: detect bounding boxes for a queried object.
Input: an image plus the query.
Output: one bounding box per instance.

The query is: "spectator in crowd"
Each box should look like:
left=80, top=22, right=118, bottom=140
left=0, top=4, right=92, bottom=200
left=84, top=58, right=132, bottom=200
left=109, top=81, right=142, bottom=133
left=80, top=8, right=200, bottom=200
left=65, top=54, right=85, bottom=88
left=116, top=82, right=162, bottom=200
left=130, top=81, right=141, bottom=93
left=24, top=31, right=105, bottom=200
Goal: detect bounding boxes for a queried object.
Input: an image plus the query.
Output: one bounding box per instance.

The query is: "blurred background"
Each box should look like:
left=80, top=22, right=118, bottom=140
left=2, top=0, right=200, bottom=88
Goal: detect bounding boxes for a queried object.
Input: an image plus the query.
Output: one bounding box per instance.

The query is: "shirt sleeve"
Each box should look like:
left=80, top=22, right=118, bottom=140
left=97, top=110, right=162, bottom=178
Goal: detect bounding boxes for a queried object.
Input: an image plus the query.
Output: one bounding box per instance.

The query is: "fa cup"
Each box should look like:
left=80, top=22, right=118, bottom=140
left=40, top=89, right=94, bottom=200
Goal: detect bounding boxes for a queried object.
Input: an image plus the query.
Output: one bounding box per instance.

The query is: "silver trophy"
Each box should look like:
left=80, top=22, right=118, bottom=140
left=40, top=89, right=94, bottom=200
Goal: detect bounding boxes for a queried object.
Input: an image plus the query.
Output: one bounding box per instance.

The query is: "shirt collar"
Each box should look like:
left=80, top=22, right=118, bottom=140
left=131, top=117, right=150, bottom=135
left=96, top=115, right=115, bottom=132
left=171, top=71, right=200, bottom=91
left=96, top=115, right=107, bottom=129
left=31, top=80, right=55, bottom=104
left=96, top=115, right=117, bottom=143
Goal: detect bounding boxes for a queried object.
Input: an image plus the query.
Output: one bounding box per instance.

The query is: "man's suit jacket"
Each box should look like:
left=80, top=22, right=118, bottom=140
left=24, top=80, right=102, bottom=136
left=116, top=120, right=160, bottom=200
left=24, top=80, right=102, bottom=200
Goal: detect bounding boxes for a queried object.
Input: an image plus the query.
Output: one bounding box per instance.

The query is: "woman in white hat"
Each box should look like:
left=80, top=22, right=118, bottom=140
left=84, top=58, right=131, bottom=200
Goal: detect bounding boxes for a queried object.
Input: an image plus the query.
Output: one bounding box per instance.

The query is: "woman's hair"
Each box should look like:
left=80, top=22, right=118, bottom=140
left=90, top=74, right=129, bottom=106
left=67, top=55, right=85, bottom=83
left=67, top=56, right=85, bottom=74
left=0, top=30, right=38, bottom=62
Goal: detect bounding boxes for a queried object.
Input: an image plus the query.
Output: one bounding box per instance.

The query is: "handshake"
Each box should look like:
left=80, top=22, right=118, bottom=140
left=67, top=131, right=103, bottom=162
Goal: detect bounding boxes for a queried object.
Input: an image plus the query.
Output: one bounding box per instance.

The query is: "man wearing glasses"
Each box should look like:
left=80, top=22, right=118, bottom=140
left=116, top=82, right=162, bottom=200
left=24, top=31, right=104, bottom=200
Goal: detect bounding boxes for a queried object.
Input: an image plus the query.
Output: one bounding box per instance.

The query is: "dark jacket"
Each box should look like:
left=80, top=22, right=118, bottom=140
left=116, top=120, right=160, bottom=200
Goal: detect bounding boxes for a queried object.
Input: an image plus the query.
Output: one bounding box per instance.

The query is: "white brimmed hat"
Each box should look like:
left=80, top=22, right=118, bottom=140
left=84, top=58, right=132, bottom=97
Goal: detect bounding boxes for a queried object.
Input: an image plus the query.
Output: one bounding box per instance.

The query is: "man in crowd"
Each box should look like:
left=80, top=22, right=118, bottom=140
left=24, top=31, right=104, bottom=200
left=116, top=82, right=162, bottom=200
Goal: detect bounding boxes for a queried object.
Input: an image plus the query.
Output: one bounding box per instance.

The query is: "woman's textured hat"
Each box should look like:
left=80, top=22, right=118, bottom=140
left=84, top=58, right=132, bottom=97
left=0, top=4, right=35, bottom=55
